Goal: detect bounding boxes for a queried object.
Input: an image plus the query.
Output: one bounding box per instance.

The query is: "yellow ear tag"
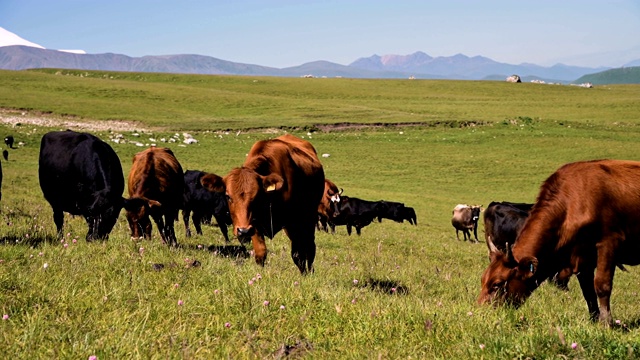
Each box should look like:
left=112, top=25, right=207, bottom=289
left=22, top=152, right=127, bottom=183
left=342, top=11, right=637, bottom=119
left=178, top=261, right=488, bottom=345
left=266, top=184, right=276, bottom=192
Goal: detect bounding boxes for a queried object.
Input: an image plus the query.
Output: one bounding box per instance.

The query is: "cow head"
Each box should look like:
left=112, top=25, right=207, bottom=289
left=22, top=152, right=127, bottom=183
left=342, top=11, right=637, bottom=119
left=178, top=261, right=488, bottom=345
left=327, top=186, right=343, bottom=217
left=478, top=245, right=539, bottom=307
left=201, top=167, right=284, bottom=244
left=471, top=205, right=483, bottom=222
left=85, top=189, right=125, bottom=241
left=123, top=197, right=162, bottom=239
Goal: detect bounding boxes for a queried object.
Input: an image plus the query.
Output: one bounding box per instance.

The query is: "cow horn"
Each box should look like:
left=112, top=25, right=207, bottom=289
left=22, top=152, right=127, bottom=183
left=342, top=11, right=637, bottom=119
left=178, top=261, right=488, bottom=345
left=505, top=242, right=514, bottom=261
left=487, top=235, right=499, bottom=254
left=339, top=188, right=344, bottom=195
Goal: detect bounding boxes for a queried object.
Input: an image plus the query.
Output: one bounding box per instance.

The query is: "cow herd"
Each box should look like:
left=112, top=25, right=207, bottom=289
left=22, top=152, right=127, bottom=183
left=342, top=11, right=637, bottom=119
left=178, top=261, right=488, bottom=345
left=29, top=130, right=640, bottom=325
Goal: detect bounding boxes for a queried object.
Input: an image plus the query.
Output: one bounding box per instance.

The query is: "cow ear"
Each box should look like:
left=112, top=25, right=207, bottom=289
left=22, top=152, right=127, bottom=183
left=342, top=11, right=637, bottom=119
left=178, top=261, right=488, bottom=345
left=518, top=256, right=538, bottom=279
left=146, top=199, right=162, bottom=210
left=201, top=174, right=225, bottom=193
left=262, top=174, right=284, bottom=192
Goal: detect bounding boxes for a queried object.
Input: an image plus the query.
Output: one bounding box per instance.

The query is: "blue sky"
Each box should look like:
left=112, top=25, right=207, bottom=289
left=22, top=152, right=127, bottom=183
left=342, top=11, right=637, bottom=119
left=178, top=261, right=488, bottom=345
left=1, top=0, right=639, bottom=68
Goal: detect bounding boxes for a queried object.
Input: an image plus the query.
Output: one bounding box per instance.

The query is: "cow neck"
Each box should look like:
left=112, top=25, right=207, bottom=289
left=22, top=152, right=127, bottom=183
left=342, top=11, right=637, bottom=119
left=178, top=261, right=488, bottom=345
left=512, top=207, right=564, bottom=280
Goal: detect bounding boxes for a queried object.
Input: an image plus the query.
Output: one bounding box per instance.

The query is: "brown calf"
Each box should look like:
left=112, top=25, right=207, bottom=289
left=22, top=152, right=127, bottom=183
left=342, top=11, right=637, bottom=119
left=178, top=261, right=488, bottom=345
left=124, top=147, right=184, bottom=247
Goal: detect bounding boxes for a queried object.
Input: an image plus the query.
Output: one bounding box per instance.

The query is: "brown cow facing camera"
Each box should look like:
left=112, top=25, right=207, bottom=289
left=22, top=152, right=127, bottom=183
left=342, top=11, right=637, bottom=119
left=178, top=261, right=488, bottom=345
left=317, top=178, right=342, bottom=234
left=124, top=147, right=184, bottom=247
left=201, top=134, right=324, bottom=274
left=479, top=159, right=640, bottom=325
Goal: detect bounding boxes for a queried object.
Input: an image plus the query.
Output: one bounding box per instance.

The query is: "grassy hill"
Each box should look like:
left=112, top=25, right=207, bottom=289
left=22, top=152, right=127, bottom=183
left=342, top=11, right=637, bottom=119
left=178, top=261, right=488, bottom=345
left=0, top=68, right=639, bottom=131
left=574, top=66, right=640, bottom=85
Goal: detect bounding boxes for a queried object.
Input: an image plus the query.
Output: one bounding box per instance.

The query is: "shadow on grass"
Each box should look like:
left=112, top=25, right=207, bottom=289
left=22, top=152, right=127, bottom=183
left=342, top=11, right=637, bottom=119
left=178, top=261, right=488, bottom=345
left=150, top=244, right=249, bottom=271
left=0, top=234, right=59, bottom=247
left=178, top=243, right=249, bottom=258
left=359, top=277, right=409, bottom=295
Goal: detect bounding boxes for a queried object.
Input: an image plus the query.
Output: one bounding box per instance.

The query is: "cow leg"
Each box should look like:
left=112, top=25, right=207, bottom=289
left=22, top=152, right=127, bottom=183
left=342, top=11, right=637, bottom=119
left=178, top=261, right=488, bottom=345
left=286, top=223, right=316, bottom=274
left=182, top=209, right=192, bottom=237
left=329, top=222, right=336, bottom=234
left=356, top=226, right=362, bottom=236
left=455, top=229, right=460, bottom=241
left=594, top=240, right=618, bottom=326
left=152, top=214, right=168, bottom=244
left=251, top=233, right=267, bottom=266
left=214, top=215, right=230, bottom=242
left=165, top=211, right=179, bottom=247
left=346, top=224, right=353, bottom=236
left=192, top=212, right=204, bottom=235
left=84, top=216, right=97, bottom=241
left=473, top=223, right=479, bottom=242
left=144, top=219, right=153, bottom=239
left=576, top=268, right=599, bottom=322
left=53, top=209, right=64, bottom=237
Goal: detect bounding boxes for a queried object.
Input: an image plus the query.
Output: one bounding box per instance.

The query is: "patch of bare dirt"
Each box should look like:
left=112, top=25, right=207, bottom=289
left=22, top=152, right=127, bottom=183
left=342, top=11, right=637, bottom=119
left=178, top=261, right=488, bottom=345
left=0, top=108, right=148, bottom=132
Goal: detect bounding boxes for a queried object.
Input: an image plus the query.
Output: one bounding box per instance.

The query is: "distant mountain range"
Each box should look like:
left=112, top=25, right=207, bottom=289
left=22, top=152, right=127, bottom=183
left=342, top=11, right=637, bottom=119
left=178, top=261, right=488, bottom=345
left=1, top=27, right=638, bottom=83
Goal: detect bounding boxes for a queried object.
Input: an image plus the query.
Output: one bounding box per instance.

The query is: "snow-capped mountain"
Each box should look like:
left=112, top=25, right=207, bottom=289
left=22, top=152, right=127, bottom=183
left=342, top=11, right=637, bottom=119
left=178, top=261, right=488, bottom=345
left=0, top=26, right=85, bottom=54
left=0, top=26, right=45, bottom=49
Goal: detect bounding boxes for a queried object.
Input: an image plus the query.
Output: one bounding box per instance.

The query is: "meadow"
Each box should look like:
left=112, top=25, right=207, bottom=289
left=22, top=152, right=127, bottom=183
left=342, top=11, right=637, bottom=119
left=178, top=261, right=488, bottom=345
left=1, top=69, right=640, bottom=359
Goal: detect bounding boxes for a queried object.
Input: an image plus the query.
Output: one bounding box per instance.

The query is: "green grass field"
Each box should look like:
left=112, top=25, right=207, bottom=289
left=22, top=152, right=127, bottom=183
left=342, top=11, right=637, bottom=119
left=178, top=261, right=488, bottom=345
left=1, top=69, right=640, bottom=359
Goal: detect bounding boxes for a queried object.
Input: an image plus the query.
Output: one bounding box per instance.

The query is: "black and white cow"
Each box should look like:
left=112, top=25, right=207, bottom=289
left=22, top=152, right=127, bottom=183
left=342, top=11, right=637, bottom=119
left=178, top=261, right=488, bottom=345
left=331, top=196, right=385, bottom=236
left=38, top=130, right=125, bottom=240
left=451, top=204, right=482, bottom=242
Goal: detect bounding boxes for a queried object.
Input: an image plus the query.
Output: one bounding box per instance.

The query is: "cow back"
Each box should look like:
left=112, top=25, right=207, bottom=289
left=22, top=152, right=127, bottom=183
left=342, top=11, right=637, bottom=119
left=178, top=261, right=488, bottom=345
left=128, top=147, right=184, bottom=208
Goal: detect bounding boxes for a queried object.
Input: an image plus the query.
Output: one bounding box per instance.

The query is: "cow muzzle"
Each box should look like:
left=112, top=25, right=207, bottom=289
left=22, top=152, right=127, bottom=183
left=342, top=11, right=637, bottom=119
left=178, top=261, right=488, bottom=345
left=236, top=227, right=255, bottom=244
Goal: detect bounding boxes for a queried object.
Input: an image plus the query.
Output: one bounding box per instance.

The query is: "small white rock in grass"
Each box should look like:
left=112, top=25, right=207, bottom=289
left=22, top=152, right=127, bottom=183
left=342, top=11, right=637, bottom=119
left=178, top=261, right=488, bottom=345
left=322, top=153, right=330, bottom=158
left=183, top=138, right=198, bottom=145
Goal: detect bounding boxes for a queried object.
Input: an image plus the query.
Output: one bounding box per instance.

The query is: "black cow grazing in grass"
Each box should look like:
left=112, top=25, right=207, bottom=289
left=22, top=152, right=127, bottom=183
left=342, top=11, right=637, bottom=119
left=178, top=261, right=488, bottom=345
left=183, top=170, right=232, bottom=242
left=38, top=130, right=125, bottom=240
left=4, top=135, right=14, bottom=149
left=377, top=201, right=417, bottom=225
left=331, top=196, right=385, bottom=236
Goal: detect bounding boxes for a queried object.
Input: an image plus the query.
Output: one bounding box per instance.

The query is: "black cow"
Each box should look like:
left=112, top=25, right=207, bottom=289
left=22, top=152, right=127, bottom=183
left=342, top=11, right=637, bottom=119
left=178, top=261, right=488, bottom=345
left=377, top=201, right=417, bottom=225
left=4, top=135, right=14, bottom=149
left=183, top=170, right=231, bottom=242
left=484, top=201, right=571, bottom=290
left=483, top=201, right=533, bottom=254
left=38, top=131, right=125, bottom=240
left=331, top=196, right=385, bottom=235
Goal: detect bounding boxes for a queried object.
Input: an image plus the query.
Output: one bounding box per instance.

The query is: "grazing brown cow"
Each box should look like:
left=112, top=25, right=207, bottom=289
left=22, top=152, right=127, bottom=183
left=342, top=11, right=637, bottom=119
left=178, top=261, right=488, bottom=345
left=124, top=147, right=184, bottom=247
left=479, top=160, right=640, bottom=325
left=317, top=178, right=342, bottom=234
left=451, top=204, right=482, bottom=242
left=201, top=134, right=324, bottom=274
